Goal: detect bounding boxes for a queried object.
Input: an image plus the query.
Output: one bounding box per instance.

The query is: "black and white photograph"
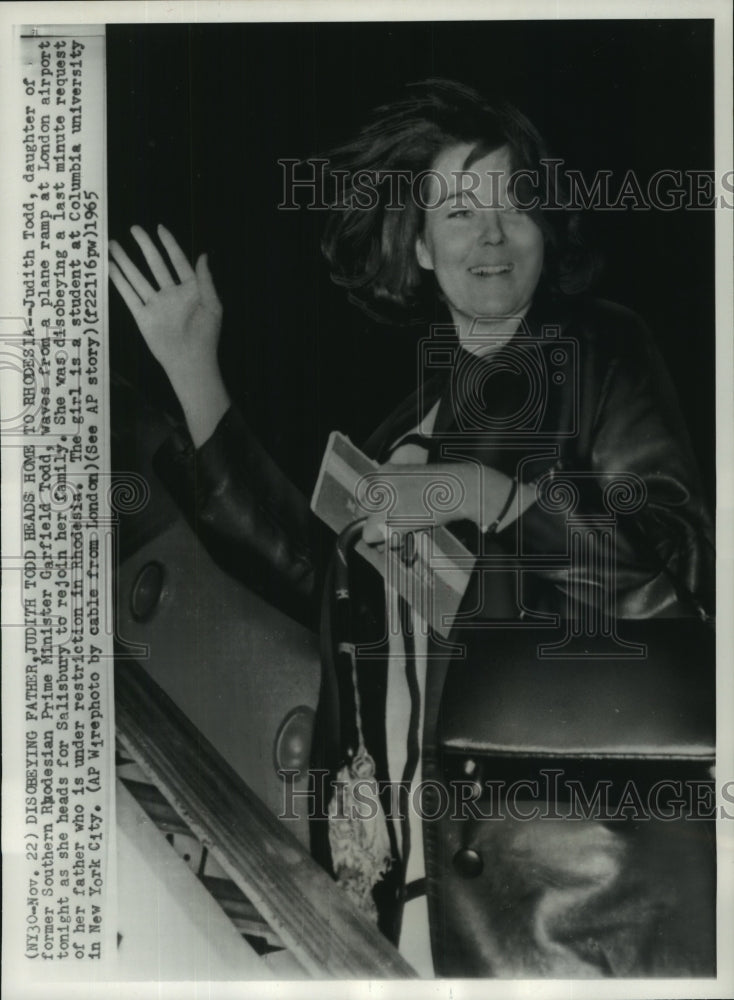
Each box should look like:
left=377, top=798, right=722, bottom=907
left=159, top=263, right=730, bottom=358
left=1, top=2, right=733, bottom=996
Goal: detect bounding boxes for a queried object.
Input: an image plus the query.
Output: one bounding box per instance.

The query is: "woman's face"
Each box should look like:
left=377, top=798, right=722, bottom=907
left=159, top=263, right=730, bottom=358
left=416, top=143, right=544, bottom=340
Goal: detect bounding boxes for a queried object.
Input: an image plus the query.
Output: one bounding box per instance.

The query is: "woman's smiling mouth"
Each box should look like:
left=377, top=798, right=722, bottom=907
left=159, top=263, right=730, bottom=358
left=468, top=263, right=514, bottom=276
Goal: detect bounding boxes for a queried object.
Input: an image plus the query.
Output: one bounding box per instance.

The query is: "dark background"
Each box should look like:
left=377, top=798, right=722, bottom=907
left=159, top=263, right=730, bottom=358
left=106, top=20, right=716, bottom=503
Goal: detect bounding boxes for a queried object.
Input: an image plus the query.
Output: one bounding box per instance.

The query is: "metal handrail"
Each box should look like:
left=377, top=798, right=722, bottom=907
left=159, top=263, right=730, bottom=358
left=114, top=658, right=416, bottom=979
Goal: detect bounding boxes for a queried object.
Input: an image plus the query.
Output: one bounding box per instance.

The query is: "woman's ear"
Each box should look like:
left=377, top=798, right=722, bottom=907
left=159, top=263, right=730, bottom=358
left=415, top=234, right=434, bottom=271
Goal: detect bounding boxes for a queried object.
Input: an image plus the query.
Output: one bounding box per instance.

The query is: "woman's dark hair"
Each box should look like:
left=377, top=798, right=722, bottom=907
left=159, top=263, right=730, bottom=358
left=321, top=79, right=597, bottom=323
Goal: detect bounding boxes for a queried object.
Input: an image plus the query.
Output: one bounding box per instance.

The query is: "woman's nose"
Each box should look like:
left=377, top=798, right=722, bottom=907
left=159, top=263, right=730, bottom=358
left=478, top=209, right=505, bottom=244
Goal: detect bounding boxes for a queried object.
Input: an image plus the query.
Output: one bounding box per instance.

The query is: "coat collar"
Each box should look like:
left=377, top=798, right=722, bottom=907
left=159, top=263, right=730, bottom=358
left=361, top=292, right=575, bottom=464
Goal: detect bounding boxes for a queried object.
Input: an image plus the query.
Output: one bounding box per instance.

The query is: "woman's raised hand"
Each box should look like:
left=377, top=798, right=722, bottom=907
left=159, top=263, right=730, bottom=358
left=109, top=225, right=230, bottom=446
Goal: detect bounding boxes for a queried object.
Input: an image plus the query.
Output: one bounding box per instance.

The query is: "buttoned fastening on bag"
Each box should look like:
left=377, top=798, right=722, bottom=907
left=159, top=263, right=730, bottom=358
left=452, top=848, right=484, bottom=879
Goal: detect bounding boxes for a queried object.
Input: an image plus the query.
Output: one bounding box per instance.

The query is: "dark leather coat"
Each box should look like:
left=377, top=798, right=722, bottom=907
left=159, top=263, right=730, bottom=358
left=155, top=296, right=715, bottom=976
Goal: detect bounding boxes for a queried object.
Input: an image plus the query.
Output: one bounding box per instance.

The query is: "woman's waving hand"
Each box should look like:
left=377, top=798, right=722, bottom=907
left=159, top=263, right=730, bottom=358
left=109, top=225, right=230, bottom=446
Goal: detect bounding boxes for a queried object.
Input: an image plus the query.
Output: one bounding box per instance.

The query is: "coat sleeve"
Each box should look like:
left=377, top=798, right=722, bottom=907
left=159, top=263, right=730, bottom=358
left=508, top=310, right=714, bottom=618
left=153, top=404, right=325, bottom=629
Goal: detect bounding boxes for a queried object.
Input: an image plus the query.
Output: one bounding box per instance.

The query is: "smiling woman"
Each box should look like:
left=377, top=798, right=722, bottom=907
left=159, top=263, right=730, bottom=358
left=415, top=145, right=545, bottom=342
left=321, top=80, right=596, bottom=325
left=109, top=78, right=715, bottom=978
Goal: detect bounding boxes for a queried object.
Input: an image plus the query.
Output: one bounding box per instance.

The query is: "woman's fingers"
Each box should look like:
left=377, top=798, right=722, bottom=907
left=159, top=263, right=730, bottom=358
left=362, top=519, right=404, bottom=548
left=110, top=226, right=204, bottom=305
left=157, top=224, right=196, bottom=283
left=109, top=239, right=156, bottom=303
left=108, top=259, right=144, bottom=319
left=130, top=225, right=176, bottom=289
left=362, top=519, right=387, bottom=546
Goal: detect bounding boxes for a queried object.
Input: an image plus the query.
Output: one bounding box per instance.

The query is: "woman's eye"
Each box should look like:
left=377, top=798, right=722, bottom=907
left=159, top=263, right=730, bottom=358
left=447, top=208, right=472, bottom=219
